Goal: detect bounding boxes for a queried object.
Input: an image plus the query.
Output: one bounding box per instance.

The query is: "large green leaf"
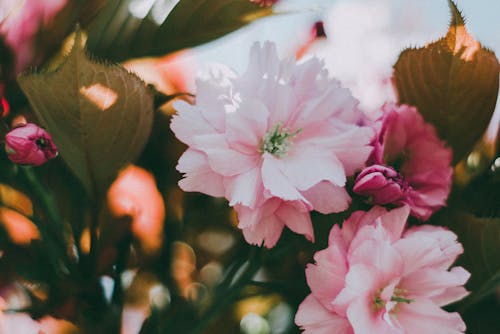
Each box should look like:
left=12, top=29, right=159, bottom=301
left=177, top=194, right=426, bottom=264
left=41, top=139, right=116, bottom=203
left=18, top=30, right=154, bottom=197
left=393, top=0, right=499, bottom=164
left=85, top=0, right=271, bottom=62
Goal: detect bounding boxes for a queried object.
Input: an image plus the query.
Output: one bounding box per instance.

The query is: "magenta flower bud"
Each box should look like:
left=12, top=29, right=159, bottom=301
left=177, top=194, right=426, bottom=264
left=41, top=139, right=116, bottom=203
left=353, top=164, right=410, bottom=205
left=5, top=123, right=58, bottom=166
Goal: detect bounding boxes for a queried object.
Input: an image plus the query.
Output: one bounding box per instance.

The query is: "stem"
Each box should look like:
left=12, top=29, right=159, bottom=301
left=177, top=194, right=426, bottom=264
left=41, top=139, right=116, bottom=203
left=19, top=167, right=69, bottom=263
left=20, top=166, right=64, bottom=227
left=189, top=248, right=263, bottom=334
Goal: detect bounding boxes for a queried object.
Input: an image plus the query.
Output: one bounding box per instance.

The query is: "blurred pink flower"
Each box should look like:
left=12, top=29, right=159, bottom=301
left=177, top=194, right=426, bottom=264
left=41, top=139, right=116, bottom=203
left=5, top=122, right=58, bottom=166
left=171, top=41, right=374, bottom=247
left=354, top=104, right=453, bottom=220
left=295, top=206, right=470, bottom=334
left=0, top=0, right=67, bottom=72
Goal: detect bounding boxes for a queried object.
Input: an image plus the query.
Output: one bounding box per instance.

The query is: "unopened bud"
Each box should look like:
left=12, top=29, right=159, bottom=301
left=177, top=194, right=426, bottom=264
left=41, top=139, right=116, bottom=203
left=5, top=123, right=58, bottom=166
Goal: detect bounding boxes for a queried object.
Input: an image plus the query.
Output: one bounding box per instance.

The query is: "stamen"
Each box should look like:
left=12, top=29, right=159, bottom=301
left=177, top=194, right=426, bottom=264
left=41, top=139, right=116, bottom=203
left=390, top=296, right=414, bottom=304
left=260, top=122, right=301, bottom=157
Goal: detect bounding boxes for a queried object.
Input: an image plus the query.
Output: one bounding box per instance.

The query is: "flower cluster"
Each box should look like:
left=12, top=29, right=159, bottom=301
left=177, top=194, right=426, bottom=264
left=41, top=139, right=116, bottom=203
left=295, top=206, right=469, bottom=333
left=171, top=42, right=374, bottom=247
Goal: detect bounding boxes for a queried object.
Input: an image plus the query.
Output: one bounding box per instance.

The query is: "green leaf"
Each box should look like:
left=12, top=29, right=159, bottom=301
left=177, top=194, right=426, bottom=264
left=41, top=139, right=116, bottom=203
left=85, top=0, right=271, bottom=61
left=393, top=0, right=499, bottom=164
left=17, top=30, right=154, bottom=197
left=443, top=211, right=500, bottom=308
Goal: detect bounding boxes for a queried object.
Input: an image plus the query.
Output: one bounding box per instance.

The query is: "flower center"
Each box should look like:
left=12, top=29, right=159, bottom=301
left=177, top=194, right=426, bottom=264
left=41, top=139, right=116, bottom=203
left=36, top=137, right=47, bottom=149
left=260, top=122, right=301, bottom=157
left=373, top=287, right=414, bottom=313
left=382, top=166, right=410, bottom=192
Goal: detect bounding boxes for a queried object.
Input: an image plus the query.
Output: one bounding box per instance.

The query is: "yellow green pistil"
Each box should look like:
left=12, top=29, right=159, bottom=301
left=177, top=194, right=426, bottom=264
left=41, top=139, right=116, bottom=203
left=373, top=288, right=414, bottom=312
left=260, top=122, right=301, bottom=157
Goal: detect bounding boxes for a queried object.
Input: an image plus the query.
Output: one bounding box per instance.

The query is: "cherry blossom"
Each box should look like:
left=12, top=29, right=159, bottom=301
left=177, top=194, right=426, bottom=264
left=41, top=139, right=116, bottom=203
left=171, top=42, right=373, bottom=247
left=296, top=206, right=469, bottom=334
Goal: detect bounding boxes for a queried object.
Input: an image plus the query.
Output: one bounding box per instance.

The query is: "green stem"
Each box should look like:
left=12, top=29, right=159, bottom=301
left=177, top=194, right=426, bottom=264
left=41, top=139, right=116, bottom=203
left=19, top=167, right=69, bottom=263
left=20, top=166, right=64, bottom=227
left=189, top=248, right=263, bottom=334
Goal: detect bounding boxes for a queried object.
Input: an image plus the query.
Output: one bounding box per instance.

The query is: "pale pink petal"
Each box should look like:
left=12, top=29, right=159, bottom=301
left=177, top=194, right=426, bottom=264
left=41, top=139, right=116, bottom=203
left=346, top=296, right=402, bottom=334
left=401, top=267, right=470, bottom=301
left=171, top=101, right=217, bottom=146
left=431, top=287, right=470, bottom=307
left=306, top=247, right=348, bottom=311
left=226, top=99, right=269, bottom=154
left=295, top=295, right=352, bottom=334
left=333, top=264, right=382, bottom=315
left=235, top=199, right=281, bottom=229
left=403, top=225, right=463, bottom=270
left=280, top=147, right=346, bottom=190
left=293, top=85, right=358, bottom=129
left=397, top=299, right=466, bottom=334
left=328, top=126, right=375, bottom=175
left=335, top=206, right=389, bottom=247
left=195, top=77, right=233, bottom=132
left=241, top=213, right=284, bottom=248
left=225, top=166, right=263, bottom=207
left=176, top=149, right=224, bottom=197
left=378, top=205, right=410, bottom=242
left=266, top=84, right=299, bottom=127
left=301, top=181, right=351, bottom=214
left=261, top=154, right=309, bottom=203
left=348, top=229, right=403, bottom=281
left=194, top=134, right=259, bottom=176
left=276, top=202, right=314, bottom=242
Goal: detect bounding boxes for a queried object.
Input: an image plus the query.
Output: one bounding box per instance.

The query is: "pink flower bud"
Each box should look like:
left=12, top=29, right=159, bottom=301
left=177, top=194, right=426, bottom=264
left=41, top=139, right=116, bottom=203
left=5, top=123, right=58, bottom=166
left=353, top=164, right=409, bottom=205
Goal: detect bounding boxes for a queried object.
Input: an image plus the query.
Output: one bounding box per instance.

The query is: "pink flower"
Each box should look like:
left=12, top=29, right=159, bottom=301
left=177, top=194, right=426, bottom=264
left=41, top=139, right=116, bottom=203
left=0, top=0, right=67, bottom=72
left=354, top=104, right=452, bottom=220
left=295, top=206, right=470, bottom=334
left=5, top=123, right=58, bottom=166
left=171, top=42, right=374, bottom=247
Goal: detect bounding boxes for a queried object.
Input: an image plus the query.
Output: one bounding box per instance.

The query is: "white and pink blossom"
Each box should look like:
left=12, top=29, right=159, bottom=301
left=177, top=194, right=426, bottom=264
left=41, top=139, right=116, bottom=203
left=171, top=41, right=374, bottom=247
left=295, top=205, right=470, bottom=334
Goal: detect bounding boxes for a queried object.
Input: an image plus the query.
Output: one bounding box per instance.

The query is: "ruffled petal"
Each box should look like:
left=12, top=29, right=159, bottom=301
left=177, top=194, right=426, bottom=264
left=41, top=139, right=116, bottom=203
left=176, top=149, right=224, bottom=197
left=301, top=181, right=351, bottom=214
left=295, top=295, right=352, bottom=334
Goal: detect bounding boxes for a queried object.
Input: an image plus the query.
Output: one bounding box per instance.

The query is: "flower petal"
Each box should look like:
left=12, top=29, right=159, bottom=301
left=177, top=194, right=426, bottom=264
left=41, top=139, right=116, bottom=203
left=225, top=166, right=263, bottom=207
left=261, top=153, right=309, bottom=203
left=194, top=134, right=259, bottom=176
left=295, top=295, right=352, bottom=334
left=171, top=101, right=217, bottom=147
left=176, top=149, right=224, bottom=197
left=301, top=181, right=351, bottom=214
left=276, top=202, right=314, bottom=242
left=280, top=148, right=346, bottom=190
left=397, top=298, right=466, bottom=334
left=226, top=98, right=269, bottom=155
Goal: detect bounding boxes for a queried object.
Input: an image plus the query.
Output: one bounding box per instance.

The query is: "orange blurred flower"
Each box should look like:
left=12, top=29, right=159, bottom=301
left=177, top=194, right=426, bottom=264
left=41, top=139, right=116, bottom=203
left=107, top=165, right=165, bottom=256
